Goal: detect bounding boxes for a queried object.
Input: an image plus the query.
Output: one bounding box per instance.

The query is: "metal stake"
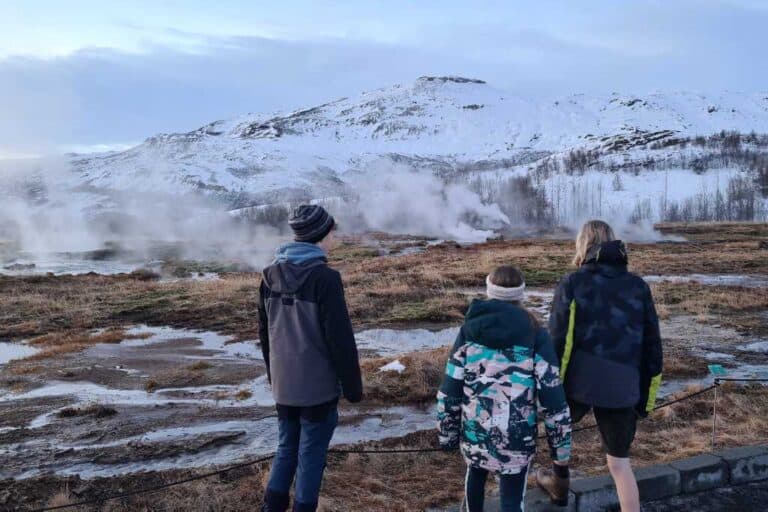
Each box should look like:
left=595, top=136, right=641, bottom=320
left=711, top=383, right=718, bottom=452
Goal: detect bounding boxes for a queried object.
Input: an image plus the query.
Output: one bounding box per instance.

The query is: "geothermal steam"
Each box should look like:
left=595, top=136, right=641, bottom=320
left=0, top=158, right=511, bottom=269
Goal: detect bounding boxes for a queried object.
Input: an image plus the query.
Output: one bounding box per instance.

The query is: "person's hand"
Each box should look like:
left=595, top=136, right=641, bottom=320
left=345, top=391, right=363, bottom=404
left=440, top=438, right=460, bottom=452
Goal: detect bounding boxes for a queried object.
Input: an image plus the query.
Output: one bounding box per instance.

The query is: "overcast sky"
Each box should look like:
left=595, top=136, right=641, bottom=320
left=1, top=0, right=766, bottom=156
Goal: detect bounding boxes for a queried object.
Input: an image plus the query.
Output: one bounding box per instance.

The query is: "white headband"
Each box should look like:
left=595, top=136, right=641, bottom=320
left=486, top=275, right=526, bottom=302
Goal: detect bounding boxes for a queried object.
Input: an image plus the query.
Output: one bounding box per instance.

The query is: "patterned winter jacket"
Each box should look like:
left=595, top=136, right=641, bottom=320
left=437, top=299, right=571, bottom=474
left=549, top=240, right=663, bottom=415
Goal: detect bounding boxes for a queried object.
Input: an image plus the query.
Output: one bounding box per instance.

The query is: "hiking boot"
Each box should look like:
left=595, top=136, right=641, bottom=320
left=536, top=467, right=570, bottom=506
left=262, top=488, right=290, bottom=512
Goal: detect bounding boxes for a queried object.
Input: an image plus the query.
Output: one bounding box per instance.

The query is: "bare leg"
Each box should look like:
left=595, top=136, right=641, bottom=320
left=606, top=455, right=640, bottom=512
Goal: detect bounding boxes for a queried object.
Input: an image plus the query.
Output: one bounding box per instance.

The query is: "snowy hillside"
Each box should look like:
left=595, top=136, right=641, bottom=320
left=68, top=77, right=768, bottom=201
left=2, top=76, right=768, bottom=249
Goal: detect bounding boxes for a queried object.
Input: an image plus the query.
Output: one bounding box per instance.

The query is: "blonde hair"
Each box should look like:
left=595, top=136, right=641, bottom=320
left=573, top=220, right=616, bottom=266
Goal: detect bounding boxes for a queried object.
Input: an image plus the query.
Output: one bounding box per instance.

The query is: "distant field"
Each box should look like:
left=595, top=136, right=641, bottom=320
left=0, top=222, right=766, bottom=511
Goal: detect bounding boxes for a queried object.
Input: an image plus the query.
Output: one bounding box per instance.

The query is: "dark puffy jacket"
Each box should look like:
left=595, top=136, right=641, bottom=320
left=437, top=299, right=571, bottom=474
left=549, top=240, right=663, bottom=414
left=258, top=255, right=362, bottom=407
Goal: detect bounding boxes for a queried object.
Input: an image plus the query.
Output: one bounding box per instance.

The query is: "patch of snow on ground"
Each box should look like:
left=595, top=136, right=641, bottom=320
left=379, top=360, right=406, bottom=373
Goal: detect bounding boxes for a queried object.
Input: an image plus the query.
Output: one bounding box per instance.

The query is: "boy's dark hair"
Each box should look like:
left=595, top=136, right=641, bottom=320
left=488, top=265, right=540, bottom=328
left=488, top=265, right=525, bottom=288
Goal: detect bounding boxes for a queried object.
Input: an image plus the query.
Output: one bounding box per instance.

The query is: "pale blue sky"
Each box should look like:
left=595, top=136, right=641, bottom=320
left=1, top=0, right=766, bottom=156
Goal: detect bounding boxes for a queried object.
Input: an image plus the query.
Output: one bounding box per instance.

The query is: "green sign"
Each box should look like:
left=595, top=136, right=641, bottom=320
left=708, top=364, right=728, bottom=376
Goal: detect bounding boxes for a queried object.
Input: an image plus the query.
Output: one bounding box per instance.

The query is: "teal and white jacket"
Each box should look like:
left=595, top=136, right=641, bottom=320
left=437, top=299, right=571, bottom=474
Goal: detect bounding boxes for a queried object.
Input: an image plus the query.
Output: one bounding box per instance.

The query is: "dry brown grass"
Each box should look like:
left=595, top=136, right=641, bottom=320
left=361, top=347, right=450, bottom=404
left=144, top=378, right=158, bottom=393
left=7, top=364, right=43, bottom=376
left=663, top=345, right=709, bottom=379
left=45, top=488, right=73, bottom=508
left=655, top=221, right=768, bottom=241
left=651, top=282, right=768, bottom=315
left=144, top=368, right=212, bottom=391
left=363, top=339, right=710, bottom=396
left=58, top=404, right=118, bottom=419
left=13, top=385, right=767, bottom=512
left=0, top=274, right=259, bottom=341
left=20, top=328, right=151, bottom=361
left=651, top=282, right=768, bottom=334
left=234, top=389, right=253, bottom=401
left=0, top=224, right=766, bottom=348
left=187, top=361, right=213, bottom=371
left=553, top=383, right=768, bottom=478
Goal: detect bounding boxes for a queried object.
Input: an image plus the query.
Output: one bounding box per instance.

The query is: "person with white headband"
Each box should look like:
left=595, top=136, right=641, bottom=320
left=437, top=265, right=572, bottom=512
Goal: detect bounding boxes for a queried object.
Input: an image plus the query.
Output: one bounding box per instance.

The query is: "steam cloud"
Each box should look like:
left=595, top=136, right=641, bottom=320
left=337, top=163, right=510, bottom=243
left=0, top=157, right=284, bottom=269
left=0, top=159, right=512, bottom=271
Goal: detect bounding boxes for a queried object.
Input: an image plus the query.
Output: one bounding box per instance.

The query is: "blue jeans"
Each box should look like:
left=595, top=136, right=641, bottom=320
left=264, top=407, right=338, bottom=511
left=465, top=465, right=529, bottom=512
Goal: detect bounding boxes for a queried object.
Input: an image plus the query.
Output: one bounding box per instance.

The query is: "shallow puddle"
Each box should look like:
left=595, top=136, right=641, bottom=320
left=643, top=274, right=768, bottom=288
left=122, top=325, right=261, bottom=361
left=0, top=342, right=40, bottom=365
left=740, top=341, right=768, bottom=353
left=7, top=404, right=436, bottom=479
left=1, top=256, right=141, bottom=276
left=355, top=327, right=459, bottom=356
left=3, top=311, right=766, bottom=482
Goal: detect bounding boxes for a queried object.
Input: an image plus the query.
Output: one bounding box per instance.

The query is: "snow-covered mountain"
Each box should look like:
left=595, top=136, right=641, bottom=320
left=68, top=77, right=768, bottom=202
left=3, top=76, right=768, bottom=249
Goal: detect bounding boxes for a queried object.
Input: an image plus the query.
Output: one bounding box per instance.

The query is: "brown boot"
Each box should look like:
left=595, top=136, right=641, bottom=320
left=536, top=467, right=570, bottom=506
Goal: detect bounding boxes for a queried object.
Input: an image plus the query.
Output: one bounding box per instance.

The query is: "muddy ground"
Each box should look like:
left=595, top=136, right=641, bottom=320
left=0, top=223, right=766, bottom=511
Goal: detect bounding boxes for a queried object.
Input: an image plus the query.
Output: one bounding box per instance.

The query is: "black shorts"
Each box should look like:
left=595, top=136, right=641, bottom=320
left=569, top=400, right=637, bottom=458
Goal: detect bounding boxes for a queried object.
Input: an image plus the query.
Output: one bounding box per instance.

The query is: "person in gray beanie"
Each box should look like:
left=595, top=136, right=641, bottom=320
left=258, top=204, right=362, bottom=512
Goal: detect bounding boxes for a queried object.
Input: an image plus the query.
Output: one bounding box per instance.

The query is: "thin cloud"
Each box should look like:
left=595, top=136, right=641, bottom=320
left=0, top=1, right=766, bottom=153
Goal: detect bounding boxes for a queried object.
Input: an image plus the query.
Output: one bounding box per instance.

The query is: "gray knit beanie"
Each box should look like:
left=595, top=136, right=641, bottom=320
left=289, top=205, right=335, bottom=243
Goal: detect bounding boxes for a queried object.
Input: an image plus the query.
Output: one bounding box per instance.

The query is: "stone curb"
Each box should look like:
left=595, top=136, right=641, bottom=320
left=525, top=445, right=768, bottom=511
left=434, top=445, right=768, bottom=511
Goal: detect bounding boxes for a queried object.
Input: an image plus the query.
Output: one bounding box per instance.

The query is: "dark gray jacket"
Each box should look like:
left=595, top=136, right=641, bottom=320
left=258, top=258, right=362, bottom=406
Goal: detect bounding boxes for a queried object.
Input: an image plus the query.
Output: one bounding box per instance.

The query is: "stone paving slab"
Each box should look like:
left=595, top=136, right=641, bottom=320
left=670, top=454, right=728, bottom=493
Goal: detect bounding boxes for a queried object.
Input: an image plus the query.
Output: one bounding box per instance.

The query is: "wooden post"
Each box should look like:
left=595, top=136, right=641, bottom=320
left=711, top=383, right=718, bottom=452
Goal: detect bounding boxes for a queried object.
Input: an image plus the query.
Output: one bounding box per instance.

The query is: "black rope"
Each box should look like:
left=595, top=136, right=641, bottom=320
left=534, top=383, right=721, bottom=439
left=715, top=377, right=768, bottom=383
left=330, top=446, right=444, bottom=454
left=29, top=455, right=275, bottom=512
left=653, top=383, right=719, bottom=407
left=22, top=382, right=739, bottom=512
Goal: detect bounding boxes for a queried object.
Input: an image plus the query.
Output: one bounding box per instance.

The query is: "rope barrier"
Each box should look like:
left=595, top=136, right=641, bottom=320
left=715, top=377, right=768, bottom=383
left=30, top=455, right=276, bottom=512
left=710, top=377, right=768, bottom=450
left=25, top=380, right=760, bottom=512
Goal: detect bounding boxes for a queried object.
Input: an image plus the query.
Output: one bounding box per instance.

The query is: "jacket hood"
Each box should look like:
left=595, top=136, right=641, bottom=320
left=462, top=299, right=537, bottom=349
left=582, top=240, right=628, bottom=277
left=263, top=242, right=327, bottom=294
left=273, top=242, right=327, bottom=265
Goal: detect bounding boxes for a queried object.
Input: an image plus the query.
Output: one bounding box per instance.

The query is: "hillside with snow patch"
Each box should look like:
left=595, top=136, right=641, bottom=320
left=2, top=76, right=768, bottom=248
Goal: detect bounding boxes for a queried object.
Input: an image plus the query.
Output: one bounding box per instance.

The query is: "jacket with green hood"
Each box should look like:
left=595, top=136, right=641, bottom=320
left=437, top=299, right=571, bottom=474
